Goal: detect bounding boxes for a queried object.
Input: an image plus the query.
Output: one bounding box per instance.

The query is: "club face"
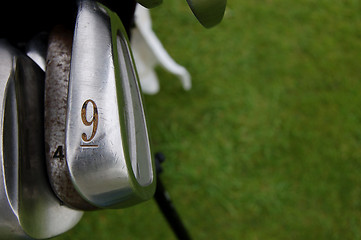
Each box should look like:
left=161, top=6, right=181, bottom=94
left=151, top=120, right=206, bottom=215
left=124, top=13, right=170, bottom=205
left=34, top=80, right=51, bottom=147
left=66, top=0, right=155, bottom=208
left=0, top=41, right=83, bottom=239
left=186, top=0, right=227, bottom=28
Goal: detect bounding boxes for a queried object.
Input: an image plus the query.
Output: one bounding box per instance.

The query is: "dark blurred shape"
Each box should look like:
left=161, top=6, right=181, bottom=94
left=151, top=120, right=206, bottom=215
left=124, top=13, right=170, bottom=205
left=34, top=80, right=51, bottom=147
left=0, top=0, right=136, bottom=46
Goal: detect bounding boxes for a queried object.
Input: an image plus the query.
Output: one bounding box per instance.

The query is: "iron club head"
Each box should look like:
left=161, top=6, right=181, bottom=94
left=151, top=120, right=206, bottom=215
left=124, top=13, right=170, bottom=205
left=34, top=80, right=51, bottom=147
left=186, top=0, right=227, bottom=28
left=44, top=25, right=98, bottom=211
left=61, top=0, right=156, bottom=209
left=0, top=40, right=83, bottom=239
left=0, top=40, right=29, bottom=240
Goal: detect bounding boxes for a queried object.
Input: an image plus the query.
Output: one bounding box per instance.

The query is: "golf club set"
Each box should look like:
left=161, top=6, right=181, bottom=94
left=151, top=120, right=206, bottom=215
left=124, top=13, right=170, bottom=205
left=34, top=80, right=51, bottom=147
left=0, top=0, right=226, bottom=239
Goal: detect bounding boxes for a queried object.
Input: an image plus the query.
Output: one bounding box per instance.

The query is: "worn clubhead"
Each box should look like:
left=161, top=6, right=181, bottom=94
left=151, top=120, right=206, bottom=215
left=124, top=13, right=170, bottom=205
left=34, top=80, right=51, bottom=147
left=64, top=0, right=155, bottom=208
left=0, top=41, right=83, bottom=239
left=136, top=0, right=162, bottom=8
left=186, top=0, right=227, bottom=28
left=44, top=26, right=97, bottom=211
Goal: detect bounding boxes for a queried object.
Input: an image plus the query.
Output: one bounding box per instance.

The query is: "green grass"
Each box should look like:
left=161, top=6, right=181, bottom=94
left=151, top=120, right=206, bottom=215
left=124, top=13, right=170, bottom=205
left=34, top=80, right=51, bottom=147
left=55, top=0, right=361, bottom=239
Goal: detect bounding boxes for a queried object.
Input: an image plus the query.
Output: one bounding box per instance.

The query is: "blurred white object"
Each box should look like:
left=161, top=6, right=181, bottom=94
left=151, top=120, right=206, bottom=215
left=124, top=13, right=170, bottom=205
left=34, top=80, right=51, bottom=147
left=131, top=4, right=192, bottom=95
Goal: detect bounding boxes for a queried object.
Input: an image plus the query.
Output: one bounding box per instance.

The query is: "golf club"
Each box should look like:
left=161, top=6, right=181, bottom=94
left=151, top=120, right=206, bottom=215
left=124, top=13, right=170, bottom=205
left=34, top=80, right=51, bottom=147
left=0, top=0, right=229, bottom=238
left=44, top=25, right=98, bottom=211
left=185, top=0, right=227, bottom=28
left=0, top=40, right=83, bottom=239
left=0, top=40, right=29, bottom=240
left=44, top=0, right=156, bottom=209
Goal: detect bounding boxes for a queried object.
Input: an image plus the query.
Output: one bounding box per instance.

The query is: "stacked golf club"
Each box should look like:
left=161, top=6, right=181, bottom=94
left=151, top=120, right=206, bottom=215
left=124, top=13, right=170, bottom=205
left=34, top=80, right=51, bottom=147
left=0, top=40, right=83, bottom=239
left=0, top=1, right=155, bottom=239
left=0, top=0, right=227, bottom=238
left=47, top=0, right=156, bottom=210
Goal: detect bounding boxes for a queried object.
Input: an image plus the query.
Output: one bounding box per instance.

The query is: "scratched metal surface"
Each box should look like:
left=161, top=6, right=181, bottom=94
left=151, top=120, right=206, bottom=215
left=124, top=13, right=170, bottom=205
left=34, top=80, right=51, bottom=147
left=44, top=26, right=97, bottom=211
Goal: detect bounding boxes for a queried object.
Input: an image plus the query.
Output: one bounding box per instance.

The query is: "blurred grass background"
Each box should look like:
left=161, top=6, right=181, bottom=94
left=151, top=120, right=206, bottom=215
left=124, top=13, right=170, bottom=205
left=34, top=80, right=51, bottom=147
left=56, top=0, right=361, bottom=239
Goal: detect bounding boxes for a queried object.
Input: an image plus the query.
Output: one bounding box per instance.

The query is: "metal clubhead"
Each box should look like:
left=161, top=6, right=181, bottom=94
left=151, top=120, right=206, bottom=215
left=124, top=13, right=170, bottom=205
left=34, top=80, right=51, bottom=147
left=55, top=0, right=156, bottom=209
left=25, top=33, right=48, bottom=71
left=186, top=0, right=227, bottom=28
left=0, top=41, right=83, bottom=239
left=44, top=26, right=97, bottom=211
left=0, top=40, right=28, bottom=240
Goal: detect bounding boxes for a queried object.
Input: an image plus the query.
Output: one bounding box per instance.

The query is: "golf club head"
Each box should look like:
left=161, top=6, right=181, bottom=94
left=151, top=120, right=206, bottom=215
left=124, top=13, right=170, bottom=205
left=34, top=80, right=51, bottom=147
left=186, top=0, right=227, bottom=28
left=45, top=0, right=156, bottom=209
left=44, top=25, right=98, bottom=211
left=137, top=0, right=162, bottom=8
left=0, top=40, right=29, bottom=240
left=0, top=41, right=83, bottom=239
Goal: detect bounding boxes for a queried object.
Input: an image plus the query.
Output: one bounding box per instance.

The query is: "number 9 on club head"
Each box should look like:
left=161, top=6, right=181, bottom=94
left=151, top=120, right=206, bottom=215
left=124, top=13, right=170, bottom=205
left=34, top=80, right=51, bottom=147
left=65, top=0, right=155, bottom=208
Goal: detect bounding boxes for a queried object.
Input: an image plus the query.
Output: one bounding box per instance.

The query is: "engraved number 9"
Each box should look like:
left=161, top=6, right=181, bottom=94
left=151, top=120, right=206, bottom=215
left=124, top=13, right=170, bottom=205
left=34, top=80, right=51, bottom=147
left=81, top=99, right=98, bottom=142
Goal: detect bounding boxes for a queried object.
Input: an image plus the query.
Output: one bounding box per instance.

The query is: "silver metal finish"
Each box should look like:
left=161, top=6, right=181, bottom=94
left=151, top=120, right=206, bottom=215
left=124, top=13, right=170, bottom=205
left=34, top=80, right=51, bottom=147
left=26, top=33, right=48, bottom=71
left=66, top=1, right=155, bottom=208
left=0, top=40, right=29, bottom=240
left=186, top=0, right=227, bottom=28
left=0, top=41, right=83, bottom=239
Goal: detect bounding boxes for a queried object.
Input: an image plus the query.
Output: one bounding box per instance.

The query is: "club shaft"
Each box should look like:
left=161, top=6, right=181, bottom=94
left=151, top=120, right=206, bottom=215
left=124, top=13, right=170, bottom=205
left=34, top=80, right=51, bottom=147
left=154, top=179, right=192, bottom=240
